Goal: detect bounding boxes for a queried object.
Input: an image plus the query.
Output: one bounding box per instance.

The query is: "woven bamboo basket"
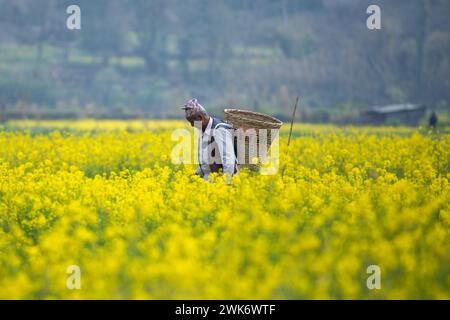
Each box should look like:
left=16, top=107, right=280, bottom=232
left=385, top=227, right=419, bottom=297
left=224, top=109, right=283, bottom=170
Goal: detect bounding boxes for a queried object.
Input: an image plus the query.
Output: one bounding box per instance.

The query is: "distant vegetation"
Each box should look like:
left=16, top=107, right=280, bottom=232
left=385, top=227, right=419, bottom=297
left=0, top=0, right=449, bottom=121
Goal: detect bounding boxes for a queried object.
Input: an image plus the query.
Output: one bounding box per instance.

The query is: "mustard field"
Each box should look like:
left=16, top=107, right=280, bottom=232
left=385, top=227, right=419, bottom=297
left=0, top=120, right=448, bottom=299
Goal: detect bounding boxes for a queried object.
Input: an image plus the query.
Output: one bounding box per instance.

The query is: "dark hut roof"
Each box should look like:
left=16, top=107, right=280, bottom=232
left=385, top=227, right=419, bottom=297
left=367, top=104, right=426, bottom=114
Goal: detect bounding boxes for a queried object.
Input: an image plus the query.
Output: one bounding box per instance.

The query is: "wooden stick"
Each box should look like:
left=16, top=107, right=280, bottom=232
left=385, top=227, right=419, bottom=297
left=281, top=96, right=299, bottom=177
left=287, top=96, right=299, bottom=147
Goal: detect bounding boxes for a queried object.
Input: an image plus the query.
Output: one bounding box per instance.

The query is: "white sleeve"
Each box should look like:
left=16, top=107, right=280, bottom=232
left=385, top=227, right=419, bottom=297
left=197, top=164, right=210, bottom=180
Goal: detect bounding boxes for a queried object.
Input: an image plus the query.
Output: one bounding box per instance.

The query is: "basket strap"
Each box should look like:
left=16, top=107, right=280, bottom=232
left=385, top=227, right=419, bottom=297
left=214, top=123, right=232, bottom=130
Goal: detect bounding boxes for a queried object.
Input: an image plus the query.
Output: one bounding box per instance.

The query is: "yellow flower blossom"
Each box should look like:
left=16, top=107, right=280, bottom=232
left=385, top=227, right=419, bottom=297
left=0, top=120, right=448, bottom=299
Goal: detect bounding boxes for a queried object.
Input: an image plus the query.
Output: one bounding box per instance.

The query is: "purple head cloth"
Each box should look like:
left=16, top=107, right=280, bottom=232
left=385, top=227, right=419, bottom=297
left=180, top=98, right=207, bottom=119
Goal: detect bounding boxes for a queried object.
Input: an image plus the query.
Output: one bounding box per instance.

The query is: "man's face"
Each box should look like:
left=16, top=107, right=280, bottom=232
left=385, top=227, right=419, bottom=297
left=187, top=115, right=208, bottom=129
left=187, top=117, right=200, bottom=127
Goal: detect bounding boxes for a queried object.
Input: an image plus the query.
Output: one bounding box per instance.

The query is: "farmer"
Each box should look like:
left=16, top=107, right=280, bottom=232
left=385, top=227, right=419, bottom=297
left=429, top=111, right=438, bottom=129
left=181, top=98, right=238, bottom=182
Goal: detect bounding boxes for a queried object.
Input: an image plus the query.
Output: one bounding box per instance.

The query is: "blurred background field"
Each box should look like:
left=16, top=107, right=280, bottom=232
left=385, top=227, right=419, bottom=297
left=0, top=0, right=449, bottom=124
left=0, top=120, right=448, bottom=299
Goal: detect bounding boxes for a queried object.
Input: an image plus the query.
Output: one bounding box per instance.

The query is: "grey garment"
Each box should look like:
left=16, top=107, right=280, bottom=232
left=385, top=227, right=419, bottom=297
left=197, top=117, right=238, bottom=183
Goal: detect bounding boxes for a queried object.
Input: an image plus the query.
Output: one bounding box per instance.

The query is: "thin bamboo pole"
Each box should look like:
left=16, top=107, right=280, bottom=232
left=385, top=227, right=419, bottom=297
left=281, top=96, right=299, bottom=177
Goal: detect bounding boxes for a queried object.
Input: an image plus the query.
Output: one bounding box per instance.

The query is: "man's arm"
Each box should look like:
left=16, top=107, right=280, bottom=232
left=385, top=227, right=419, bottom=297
left=196, top=133, right=211, bottom=180
left=195, top=164, right=210, bottom=180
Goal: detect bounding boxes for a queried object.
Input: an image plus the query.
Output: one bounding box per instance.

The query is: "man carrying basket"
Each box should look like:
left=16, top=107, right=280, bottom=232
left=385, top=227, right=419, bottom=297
left=181, top=98, right=238, bottom=183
